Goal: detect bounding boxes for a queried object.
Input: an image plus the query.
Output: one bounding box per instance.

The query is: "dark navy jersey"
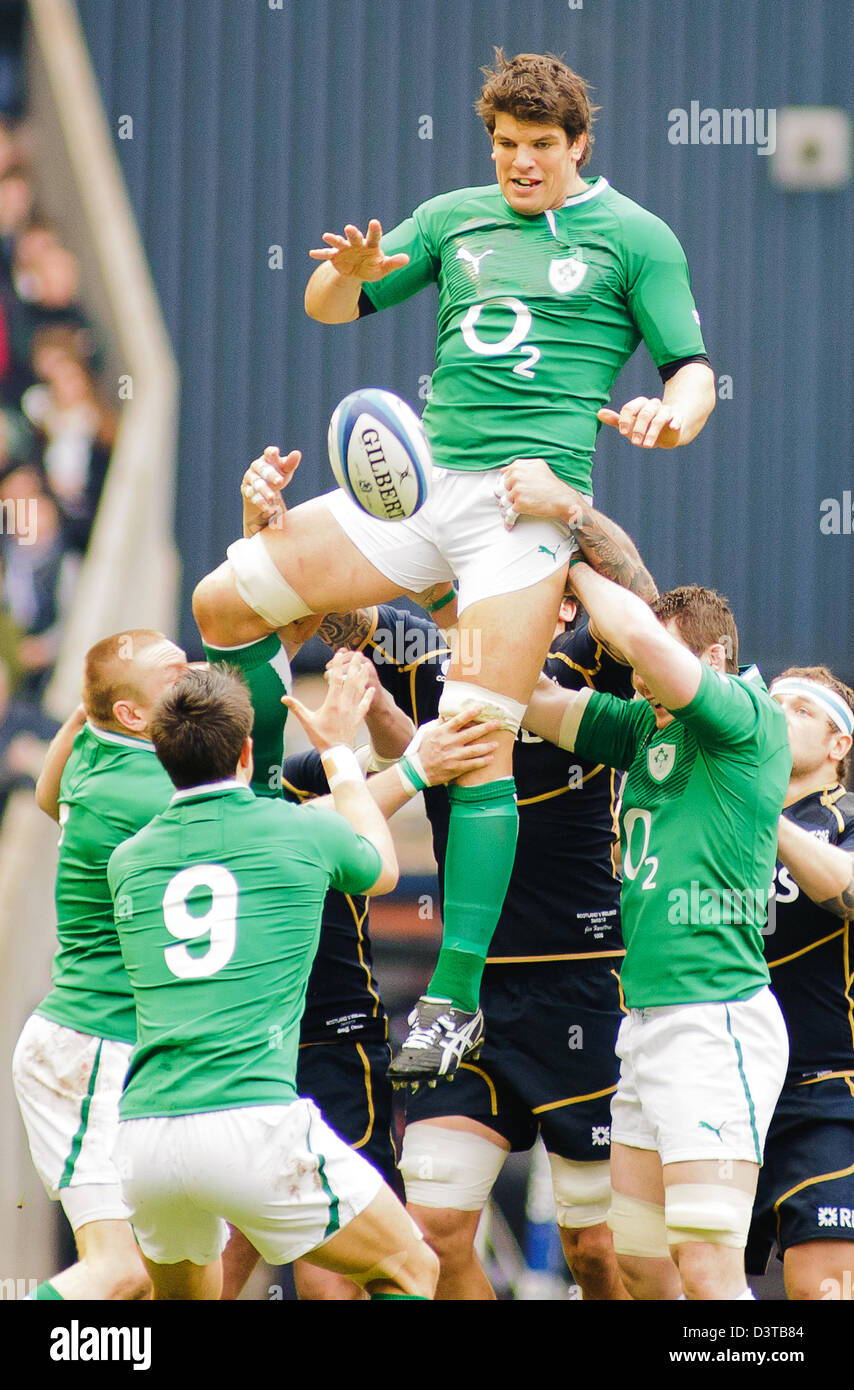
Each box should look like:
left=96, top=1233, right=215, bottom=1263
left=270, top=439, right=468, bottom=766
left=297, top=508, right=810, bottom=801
left=368, top=604, right=632, bottom=962
left=280, top=750, right=387, bottom=1046
left=767, top=784, right=854, bottom=1083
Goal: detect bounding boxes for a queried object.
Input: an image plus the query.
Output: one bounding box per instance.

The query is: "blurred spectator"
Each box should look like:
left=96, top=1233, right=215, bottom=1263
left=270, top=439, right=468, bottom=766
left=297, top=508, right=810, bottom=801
left=0, top=651, right=58, bottom=818
left=0, top=163, right=33, bottom=274
left=0, top=456, right=80, bottom=698
left=23, top=324, right=114, bottom=550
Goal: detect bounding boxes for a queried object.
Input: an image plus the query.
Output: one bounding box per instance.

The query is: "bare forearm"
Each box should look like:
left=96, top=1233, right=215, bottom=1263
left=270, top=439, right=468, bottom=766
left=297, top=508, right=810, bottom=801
left=365, top=702, right=415, bottom=761
left=304, top=264, right=363, bottom=323
left=35, top=706, right=86, bottom=820
left=777, top=816, right=854, bottom=920
left=571, top=505, right=658, bottom=602
left=661, top=363, right=716, bottom=446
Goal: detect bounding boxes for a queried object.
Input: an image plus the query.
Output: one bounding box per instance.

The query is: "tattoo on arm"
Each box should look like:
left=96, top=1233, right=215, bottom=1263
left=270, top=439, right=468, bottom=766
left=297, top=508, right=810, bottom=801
left=573, top=508, right=658, bottom=602
left=817, top=861, right=854, bottom=921
left=317, top=608, right=376, bottom=651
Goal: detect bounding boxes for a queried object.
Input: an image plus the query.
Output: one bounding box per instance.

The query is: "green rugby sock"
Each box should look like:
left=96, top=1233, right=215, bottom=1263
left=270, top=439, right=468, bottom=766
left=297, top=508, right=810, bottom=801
left=427, top=778, right=518, bottom=1013
left=30, top=1280, right=63, bottom=1300
left=202, top=633, right=291, bottom=798
left=369, top=1292, right=430, bottom=1300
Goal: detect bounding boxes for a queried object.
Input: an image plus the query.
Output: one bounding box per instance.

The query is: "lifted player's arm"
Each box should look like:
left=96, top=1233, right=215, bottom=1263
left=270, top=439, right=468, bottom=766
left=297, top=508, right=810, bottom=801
left=501, top=460, right=657, bottom=602
left=35, top=703, right=87, bottom=820
left=776, top=816, right=854, bottom=921
left=570, top=563, right=701, bottom=711
left=597, top=361, right=716, bottom=450
left=305, top=220, right=410, bottom=323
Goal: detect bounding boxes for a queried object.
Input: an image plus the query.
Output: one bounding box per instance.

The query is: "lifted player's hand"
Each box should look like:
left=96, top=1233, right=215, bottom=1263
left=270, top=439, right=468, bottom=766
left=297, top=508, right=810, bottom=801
left=597, top=399, right=683, bottom=449
left=241, top=446, right=301, bottom=537
left=282, top=650, right=374, bottom=753
left=498, top=458, right=587, bottom=528
left=308, top=219, right=410, bottom=282
left=417, top=711, right=501, bottom=786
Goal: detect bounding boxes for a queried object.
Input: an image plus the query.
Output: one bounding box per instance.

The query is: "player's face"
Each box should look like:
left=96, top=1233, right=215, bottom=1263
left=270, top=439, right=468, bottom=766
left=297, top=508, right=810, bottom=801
left=491, top=114, right=587, bottom=214
left=773, top=691, right=840, bottom=779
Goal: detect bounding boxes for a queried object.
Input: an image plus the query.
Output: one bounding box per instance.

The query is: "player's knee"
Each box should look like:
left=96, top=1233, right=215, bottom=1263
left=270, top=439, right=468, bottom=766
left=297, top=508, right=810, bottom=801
left=84, top=1253, right=151, bottom=1301
left=559, top=1222, right=617, bottom=1288
left=408, top=1203, right=478, bottom=1274
left=192, top=566, right=231, bottom=642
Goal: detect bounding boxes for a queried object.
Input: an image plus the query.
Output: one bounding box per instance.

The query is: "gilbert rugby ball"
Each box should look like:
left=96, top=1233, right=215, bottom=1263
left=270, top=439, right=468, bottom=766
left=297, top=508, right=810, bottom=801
left=328, top=388, right=432, bottom=521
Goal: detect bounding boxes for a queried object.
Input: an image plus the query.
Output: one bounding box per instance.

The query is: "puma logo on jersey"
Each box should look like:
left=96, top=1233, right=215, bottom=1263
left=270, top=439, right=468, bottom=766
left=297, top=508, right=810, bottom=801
left=538, top=544, right=559, bottom=560
left=456, top=247, right=495, bottom=275
left=698, top=1120, right=725, bottom=1141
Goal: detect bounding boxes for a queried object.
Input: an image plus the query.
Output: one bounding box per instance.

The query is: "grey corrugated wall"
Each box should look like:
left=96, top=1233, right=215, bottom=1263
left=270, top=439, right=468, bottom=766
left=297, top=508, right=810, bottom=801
left=75, top=0, right=853, bottom=677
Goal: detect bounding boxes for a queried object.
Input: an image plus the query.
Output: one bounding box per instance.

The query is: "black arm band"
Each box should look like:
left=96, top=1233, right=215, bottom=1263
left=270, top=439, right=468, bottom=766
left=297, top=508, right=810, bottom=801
left=658, top=354, right=712, bottom=384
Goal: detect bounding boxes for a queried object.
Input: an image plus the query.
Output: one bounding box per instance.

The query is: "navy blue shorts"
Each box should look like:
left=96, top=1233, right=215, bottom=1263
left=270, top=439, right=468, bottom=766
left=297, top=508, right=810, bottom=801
left=296, top=1038, right=399, bottom=1191
left=405, top=963, right=623, bottom=1160
left=747, top=1074, right=854, bottom=1272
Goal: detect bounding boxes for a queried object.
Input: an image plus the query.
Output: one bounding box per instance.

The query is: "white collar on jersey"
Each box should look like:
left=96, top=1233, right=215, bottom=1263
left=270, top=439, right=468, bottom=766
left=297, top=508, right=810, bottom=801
left=85, top=719, right=155, bottom=752
left=543, top=177, right=609, bottom=237
left=170, top=778, right=250, bottom=802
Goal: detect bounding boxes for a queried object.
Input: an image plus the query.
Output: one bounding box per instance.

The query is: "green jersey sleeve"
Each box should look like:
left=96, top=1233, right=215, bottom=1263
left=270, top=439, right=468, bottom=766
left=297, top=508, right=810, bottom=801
left=573, top=690, right=653, bottom=771
left=670, top=664, right=789, bottom=756
left=298, top=804, right=383, bottom=894
left=361, top=205, right=441, bottom=311
left=621, top=209, right=707, bottom=368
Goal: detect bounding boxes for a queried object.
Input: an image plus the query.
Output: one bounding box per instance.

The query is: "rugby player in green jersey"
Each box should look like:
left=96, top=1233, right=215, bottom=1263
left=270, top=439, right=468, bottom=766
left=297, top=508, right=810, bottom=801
left=13, top=630, right=187, bottom=1300
left=525, top=559, right=792, bottom=1300
left=108, top=660, right=446, bottom=1300
left=193, top=50, right=715, bottom=1084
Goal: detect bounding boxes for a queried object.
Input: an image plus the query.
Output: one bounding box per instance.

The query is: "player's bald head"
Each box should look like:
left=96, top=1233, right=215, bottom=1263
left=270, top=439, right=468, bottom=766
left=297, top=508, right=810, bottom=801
left=83, top=630, right=186, bottom=728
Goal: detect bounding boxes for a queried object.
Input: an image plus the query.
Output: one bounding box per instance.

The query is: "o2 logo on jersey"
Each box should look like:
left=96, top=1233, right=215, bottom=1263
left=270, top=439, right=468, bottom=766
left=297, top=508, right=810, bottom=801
left=623, top=808, right=658, bottom=890
left=460, top=297, right=541, bottom=379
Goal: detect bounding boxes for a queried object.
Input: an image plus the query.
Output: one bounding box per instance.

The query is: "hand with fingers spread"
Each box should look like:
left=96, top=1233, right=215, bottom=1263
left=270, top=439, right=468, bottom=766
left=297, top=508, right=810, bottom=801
left=597, top=398, right=683, bottom=450
left=241, top=446, right=301, bottom=537
left=308, top=219, right=410, bottom=283
left=283, top=650, right=374, bottom=753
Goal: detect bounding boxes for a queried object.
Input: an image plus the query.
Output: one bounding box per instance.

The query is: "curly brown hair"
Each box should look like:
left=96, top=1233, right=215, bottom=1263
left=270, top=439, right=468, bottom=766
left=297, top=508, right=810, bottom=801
left=476, top=49, right=599, bottom=166
left=650, top=586, right=739, bottom=673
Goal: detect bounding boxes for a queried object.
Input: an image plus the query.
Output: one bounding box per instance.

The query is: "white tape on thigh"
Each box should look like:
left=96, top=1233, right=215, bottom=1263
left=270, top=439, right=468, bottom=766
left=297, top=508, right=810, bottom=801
left=226, top=534, right=313, bottom=628
left=665, top=1183, right=754, bottom=1249
left=438, top=680, right=526, bottom=735
left=547, top=1156, right=611, bottom=1229
left=607, top=1190, right=669, bottom=1259
left=399, top=1125, right=507, bottom=1211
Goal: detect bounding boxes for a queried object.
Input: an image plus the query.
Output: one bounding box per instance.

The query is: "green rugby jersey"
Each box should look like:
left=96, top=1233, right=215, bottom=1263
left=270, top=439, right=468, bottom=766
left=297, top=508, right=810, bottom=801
left=363, top=179, right=706, bottom=490
left=572, top=665, right=791, bottom=1008
left=36, top=723, right=173, bottom=1044
left=108, top=781, right=383, bottom=1118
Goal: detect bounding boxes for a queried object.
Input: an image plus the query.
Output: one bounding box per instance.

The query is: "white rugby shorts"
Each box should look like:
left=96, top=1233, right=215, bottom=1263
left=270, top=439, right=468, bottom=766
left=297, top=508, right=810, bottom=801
left=324, top=465, right=583, bottom=614
left=114, top=1097, right=384, bottom=1267
left=610, top=987, right=789, bottom=1165
left=12, top=1013, right=132, bottom=1228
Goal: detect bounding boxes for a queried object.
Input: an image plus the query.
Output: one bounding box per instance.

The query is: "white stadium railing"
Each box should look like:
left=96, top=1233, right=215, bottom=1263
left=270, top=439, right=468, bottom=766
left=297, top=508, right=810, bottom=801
left=0, top=0, right=178, bottom=1281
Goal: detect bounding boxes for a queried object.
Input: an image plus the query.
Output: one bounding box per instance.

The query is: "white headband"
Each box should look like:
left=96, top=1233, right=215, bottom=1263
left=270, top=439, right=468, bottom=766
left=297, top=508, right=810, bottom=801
left=770, top=678, right=854, bottom=737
